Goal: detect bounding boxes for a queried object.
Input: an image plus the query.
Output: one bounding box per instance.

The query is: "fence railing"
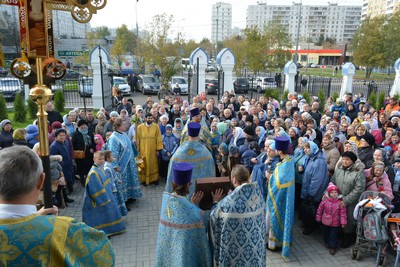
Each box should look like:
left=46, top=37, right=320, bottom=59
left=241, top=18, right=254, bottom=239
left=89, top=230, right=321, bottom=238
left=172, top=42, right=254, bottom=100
left=245, top=74, right=394, bottom=102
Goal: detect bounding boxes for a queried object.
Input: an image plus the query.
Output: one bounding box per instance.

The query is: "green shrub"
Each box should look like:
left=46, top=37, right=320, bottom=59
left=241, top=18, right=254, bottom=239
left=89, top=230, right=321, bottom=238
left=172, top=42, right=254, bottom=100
left=13, top=93, right=26, bottom=123
left=264, top=88, right=280, bottom=100
left=27, top=98, right=38, bottom=119
left=282, top=90, right=289, bottom=103
left=369, top=91, right=377, bottom=110
left=318, top=90, right=326, bottom=112
left=302, top=90, right=311, bottom=104
left=0, top=95, right=8, bottom=121
left=54, top=90, right=65, bottom=113
left=378, top=91, right=385, bottom=111
left=332, top=92, right=339, bottom=102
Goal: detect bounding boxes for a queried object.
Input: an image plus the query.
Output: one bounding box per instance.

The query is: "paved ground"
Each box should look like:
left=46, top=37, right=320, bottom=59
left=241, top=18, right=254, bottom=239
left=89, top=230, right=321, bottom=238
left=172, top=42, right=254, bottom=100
left=61, top=179, right=397, bottom=267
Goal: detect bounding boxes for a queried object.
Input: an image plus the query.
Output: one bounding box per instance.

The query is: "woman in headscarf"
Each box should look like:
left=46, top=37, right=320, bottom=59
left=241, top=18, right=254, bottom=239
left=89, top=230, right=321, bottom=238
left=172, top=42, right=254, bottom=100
left=298, top=141, right=329, bottom=235
left=72, top=119, right=95, bottom=186
left=293, top=137, right=308, bottom=210
left=255, top=126, right=266, bottom=151
left=94, top=134, right=105, bottom=152
left=289, top=127, right=300, bottom=150
left=217, top=121, right=231, bottom=145
left=0, top=119, right=13, bottom=149
left=173, top=118, right=184, bottom=140
left=229, top=127, right=246, bottom=148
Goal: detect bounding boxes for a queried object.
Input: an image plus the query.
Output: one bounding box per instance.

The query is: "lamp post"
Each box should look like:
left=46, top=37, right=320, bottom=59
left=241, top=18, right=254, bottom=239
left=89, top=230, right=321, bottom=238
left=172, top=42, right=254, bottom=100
left=215, top=3, right=221, bottom=60
left=294, top=0, right=302, bottom=63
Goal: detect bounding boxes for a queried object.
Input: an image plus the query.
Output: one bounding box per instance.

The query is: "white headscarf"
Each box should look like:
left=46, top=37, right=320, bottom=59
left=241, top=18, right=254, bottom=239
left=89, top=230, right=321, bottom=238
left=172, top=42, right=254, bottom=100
left=233, top=127, right=246, bottom=146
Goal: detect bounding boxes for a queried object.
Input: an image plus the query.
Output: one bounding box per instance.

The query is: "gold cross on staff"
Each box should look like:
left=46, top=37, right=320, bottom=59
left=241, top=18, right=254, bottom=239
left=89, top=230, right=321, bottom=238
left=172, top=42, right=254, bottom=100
left=165, top=206, right=174, bottom=219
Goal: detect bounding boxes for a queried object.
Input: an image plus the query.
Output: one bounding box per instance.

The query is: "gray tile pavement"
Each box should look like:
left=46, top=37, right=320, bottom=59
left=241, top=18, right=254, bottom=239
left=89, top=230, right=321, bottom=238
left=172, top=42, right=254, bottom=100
left=61, top=180, right=396, bottom=267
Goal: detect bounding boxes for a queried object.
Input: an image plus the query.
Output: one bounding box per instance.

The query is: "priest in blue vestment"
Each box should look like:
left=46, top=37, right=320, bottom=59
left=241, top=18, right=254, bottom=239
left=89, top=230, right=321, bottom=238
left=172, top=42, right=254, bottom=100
left=82, top=151, right=126, bottom=236
left=165, top=122, right=215, bottom=197
left=210, top=165, right=266, bottom=266
left=0, top=146, right=115, bottom=266
left=155, top=162, right=212, bottom=267
left=180, top=107, right=212, bottom=150
left=266, top=136, right=295, bottom=259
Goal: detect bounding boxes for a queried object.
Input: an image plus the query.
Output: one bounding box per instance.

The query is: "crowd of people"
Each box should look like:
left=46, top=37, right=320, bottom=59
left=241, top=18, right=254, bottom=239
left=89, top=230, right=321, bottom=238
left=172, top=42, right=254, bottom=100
left=2, top=87, right=400, bottom=265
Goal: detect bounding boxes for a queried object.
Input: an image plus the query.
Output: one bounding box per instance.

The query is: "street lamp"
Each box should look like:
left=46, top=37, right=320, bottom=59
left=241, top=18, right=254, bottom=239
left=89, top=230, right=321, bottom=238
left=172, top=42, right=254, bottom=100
left=215, top=3, right=221, bottom=60
left=293, top=0, right=302, bottom=63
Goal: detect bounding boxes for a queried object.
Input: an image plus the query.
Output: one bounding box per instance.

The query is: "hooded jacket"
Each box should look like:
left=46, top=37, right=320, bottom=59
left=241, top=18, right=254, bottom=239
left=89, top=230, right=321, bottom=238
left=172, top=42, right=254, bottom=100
left=301, top=147, right=329, bottom=202
left=316, top=194, right=347, bottom=227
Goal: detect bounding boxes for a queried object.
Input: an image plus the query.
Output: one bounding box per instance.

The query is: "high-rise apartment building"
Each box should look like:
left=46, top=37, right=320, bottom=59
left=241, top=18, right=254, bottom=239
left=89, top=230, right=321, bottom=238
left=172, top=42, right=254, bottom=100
left=246, top=2, right=361, bottom=44
left=361, top=0, right=400, bottom=20
left=211, top=2, right=232, bottom=44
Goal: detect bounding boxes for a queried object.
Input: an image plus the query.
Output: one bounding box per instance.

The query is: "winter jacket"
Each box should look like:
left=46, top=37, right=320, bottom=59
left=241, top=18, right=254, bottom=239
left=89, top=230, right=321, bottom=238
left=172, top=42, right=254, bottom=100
left=0, top=131, right=14, bottom=149
left=363, top=169, right=394, bottom=200
left=322, top=142, right=341, bottom=174
left=293, top=149, right=307, bottom=184
left=301, top=151, right=329, bottom=202
left=316, top=195, right=347, bottom=227
left=239, top=145, right=257, bottom=173
left=161, top=133, right=179, bottom=161
left=50, top=140, right=74, bottom=184
left=49, top=155, right=63, bottom=181
left=358, top=146, right=374, bottom=169
left=331, top=160, right=366, bottom=206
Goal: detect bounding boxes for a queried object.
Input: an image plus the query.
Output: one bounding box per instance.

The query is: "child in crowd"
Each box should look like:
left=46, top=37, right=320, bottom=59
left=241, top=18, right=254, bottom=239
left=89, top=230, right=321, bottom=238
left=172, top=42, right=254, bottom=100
left=217, top=143, right=229, bottom=177
left=316, top=182, right=347, bottom=255
left=160, top=124, right=179, bottom=179
left=210, top=122, right=220, bottom=165
left=94, top=134, right=105, bottom=152
left=103, top=131, right=113, bottom=151
left=82, top=151, right=126, bottom=236
left=103, top=150, right=129, bottom=215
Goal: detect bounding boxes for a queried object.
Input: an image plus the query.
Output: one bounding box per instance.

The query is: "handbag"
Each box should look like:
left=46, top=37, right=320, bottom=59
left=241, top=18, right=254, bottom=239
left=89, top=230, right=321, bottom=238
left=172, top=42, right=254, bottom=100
left=322, top=214, right=333, bottom=226
left=73, top=145, right=86, bottom=159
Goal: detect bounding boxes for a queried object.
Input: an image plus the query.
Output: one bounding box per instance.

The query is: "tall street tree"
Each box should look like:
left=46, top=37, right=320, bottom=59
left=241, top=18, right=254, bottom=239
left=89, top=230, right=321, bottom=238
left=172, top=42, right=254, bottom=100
left=352, top=16, right=386, bottom=78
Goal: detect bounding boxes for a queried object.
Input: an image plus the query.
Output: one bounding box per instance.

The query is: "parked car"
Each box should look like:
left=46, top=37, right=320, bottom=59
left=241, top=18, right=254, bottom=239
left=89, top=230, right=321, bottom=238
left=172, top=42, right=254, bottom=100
left=139, top=75, right=160, bottom=95
left=63, top=69, right=81, bottom=79
left=205, top=79, right=219, bottom=95
left=0, top=77, right=23, bottom=101
left=169, top=76, right=188, bottom=95
left=0, top=67, right=8, bottom=77
left=79, top=77, right=93, bottom=97
left=255, top=77, right=277, bottom=93
left=113, top=76, right=131, bottom=96
left=308, top=63, right=319, bottom=68
left=206, top=65, right=216, bottom=73
left=233, top=77, right=250, bottom=94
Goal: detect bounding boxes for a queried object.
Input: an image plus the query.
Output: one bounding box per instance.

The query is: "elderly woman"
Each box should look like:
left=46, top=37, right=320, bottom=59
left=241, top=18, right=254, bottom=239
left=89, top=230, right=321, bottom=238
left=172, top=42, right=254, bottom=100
left=0, top=119, right=13, bottom=149
left=229, top=127, right=246, bottom=149
left=293, top=137, right=308, bottom=210
left=331, top=151, right=366, bottom=248
left=322, top=133, right=341, bottom=176
left=72, top=119, right=95, bottom=186
left=373, top=148, right=396, bottom=188
left=363, top=161, right=394, bottom=200
left=298, top=141, right=329, bottom=235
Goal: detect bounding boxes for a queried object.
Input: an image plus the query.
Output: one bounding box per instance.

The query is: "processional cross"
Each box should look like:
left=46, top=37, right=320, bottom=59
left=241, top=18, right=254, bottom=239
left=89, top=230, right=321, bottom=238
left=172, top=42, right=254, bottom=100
left=0, top=0, right=107, bottom=208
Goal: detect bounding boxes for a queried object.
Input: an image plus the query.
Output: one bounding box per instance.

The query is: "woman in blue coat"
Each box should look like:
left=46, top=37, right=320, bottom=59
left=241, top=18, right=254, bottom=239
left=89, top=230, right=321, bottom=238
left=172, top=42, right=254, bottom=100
left=299, top=140, right=329, bottom=235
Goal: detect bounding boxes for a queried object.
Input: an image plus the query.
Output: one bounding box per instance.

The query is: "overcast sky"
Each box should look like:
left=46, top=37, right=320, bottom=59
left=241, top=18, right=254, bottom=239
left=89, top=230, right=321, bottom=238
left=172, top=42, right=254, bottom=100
left=90, top=0, right=363, bottom=42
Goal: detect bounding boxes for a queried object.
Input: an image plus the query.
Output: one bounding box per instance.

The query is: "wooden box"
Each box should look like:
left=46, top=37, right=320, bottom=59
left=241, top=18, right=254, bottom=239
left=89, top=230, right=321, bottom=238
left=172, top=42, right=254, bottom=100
left=195, top=177, right=231, bottom=210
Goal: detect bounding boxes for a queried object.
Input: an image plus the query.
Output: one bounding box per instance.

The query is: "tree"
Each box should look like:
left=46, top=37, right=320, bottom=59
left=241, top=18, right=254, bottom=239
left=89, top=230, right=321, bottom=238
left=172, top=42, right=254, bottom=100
left=316, top=34, right=325, bottom=46
left=13, top=93, right=26, bottom=123
left=111, top=25, right=137, bottom=71
left=93, top=26, right=111, bottom=38
left=142, top=13, right=182, bottom=85
left=383, top=11, right=400, bottom=74
left=352, top=16, right=386, bottom=78
left=223, top=36, right=245, bottom=76
left=263, top=20, right=292, bottom=70
left=243, top=27, right=268, bottom=75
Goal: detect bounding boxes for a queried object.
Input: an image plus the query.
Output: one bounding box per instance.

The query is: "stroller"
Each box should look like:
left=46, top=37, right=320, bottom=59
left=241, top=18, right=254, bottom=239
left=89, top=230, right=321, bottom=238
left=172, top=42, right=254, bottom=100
left=387, top=212, right=400, bottom=266
left=351, top=191, right=392, bottom=266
